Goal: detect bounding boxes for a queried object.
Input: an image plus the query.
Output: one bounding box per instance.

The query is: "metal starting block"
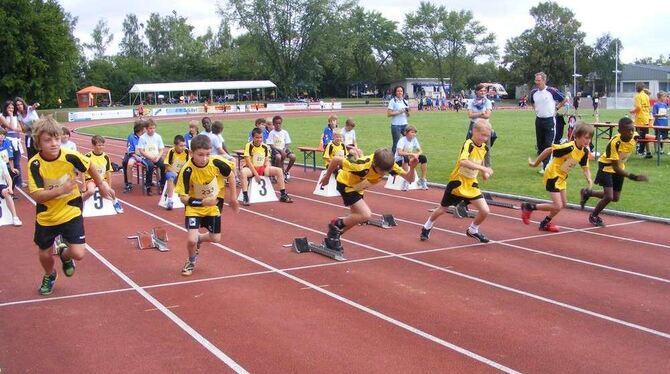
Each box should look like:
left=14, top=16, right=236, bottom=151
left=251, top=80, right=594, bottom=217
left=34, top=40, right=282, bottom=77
left=366, top=214, right=397, bottom=229
left=447, top=203, right=476, bottom=218
left=127, top=227, right=170, bottom=252
left=291, top=237, right=346, bottom=261
left=483, top=192, right=518, bottom=209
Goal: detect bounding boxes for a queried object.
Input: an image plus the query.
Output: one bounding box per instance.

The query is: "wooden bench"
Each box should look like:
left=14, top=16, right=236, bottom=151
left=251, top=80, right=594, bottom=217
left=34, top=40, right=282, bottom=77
left=636, top=138, right=670, bottom=166
left=297, top=146, right=324, bottom=172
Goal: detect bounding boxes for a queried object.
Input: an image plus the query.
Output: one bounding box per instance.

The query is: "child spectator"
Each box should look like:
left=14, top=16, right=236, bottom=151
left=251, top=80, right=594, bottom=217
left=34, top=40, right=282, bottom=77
left=580, top=117, right=648, bottom=226
left=137, top=119, right=166, bottom=195
left=420, top=119, right=493, bottom=243
left=318, top=148, right=417, bottom=252
left=342, top=118, right=362, bottom=159
left=395, top=125, right=428, bottom=190
left=81, top=135, right=123, bottom=213
left=652, top=91, right=668, bottom=153
left=323, top=129, right=348, bottom=168
left=210, top=120, right=233, bottom=161
left=320, top=114, right=338, bottom=148
left=175, top=134, right=239, bottom=276
left=240, top=128, right=293, bottom=206
left=60, top=127, right=77, bottom=151
left=184, top=120, right=199, bottom=149
left=0, top=147, right=21, bottom=226
left=0, top=129, right=19, bottom=183
left=122, top=120, right=146, bottom=192
left=267, top=115, right=296, bottom=181
left=164, top=135, right=190, bottom=210
left=248, top=118, right=268, bottom=143
left=28, top=117, right=114, bottom=295
left=521, top=122, right=594, bottom=232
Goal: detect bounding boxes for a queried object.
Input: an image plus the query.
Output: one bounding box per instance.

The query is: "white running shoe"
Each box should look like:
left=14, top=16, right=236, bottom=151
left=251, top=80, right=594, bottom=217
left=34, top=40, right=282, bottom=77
left=12, top=217, right=22, bottom=226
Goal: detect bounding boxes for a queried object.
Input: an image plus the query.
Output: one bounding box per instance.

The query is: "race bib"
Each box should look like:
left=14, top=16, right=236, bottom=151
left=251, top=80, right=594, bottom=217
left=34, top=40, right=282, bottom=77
left=192, top=178, right=218, bottom=199
left=335, top=149, right=345, bottom=157
left=459, top=157, right=481, bottom=179
left=619, top=151, right=630, bottom=163
left=559, top=158, right=579, bottom=173
left=94, top=163, right=106, bottom=179
left=344, top=133, right=354, bottom=145
left=172, top=159, right=186, bottom=173
left=352, top=180, right=371, bottom=192
left=273, top=137, right=285, bottom=149
left=0, top=149, right=8, bottom=163
left=252, top=152, right=265, bottom=167
left=145, top=144, right=159, bottom=158
left=658, top=108, right=668, bottom=116
left=44, top=174, right=73, bottom=199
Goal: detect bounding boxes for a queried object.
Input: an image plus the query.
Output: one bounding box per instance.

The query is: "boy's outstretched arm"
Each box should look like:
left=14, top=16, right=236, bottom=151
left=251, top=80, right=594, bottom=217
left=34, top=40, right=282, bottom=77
left=528, top=147, right=553, bottom=167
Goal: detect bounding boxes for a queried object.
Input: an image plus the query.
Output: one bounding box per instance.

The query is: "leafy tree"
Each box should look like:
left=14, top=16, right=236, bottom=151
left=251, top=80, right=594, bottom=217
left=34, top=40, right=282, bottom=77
left=0, top=0, right=80, bottom=106
left=585, top=34, right=622, bottom=95
left=503, top=1, right=585, bottom=87
left=119, top=14, right=147, bottom=59
left=83, top=18, right=114, bottom=59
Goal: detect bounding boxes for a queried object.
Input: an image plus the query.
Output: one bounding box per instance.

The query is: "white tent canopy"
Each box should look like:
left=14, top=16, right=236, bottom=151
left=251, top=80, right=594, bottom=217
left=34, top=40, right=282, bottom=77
left=128, top=80, right=276, bottom=93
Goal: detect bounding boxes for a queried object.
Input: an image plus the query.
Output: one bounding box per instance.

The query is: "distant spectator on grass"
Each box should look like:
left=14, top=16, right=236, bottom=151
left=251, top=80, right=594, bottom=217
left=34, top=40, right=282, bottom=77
left=320, top=114, right=338, bottom=149
left=529, top=72, right=567, bottom=173
left=387, top=85, right=409, bottom=155
left=630, top=83, right=652, bottom=158
left=652, top=91, right=668, bottom=153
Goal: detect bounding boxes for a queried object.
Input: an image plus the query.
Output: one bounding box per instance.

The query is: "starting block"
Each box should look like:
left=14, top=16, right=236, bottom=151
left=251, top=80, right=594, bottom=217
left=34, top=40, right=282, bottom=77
left=447, top=203, right=476, bottom=218
left=483, top=192, right=518, bottom=209
left=385, top=172, right=419, bottom=191
left=237, top=176, right=278, bottom=205
left=0, top=198, right=12, bottom=226
left=158, top=184, right=184, bottom=209
left=291, top=237, right=346, bottom=261
left=127, top=227, right=170, bottom=252
left=366, top=214, right=397, bottom=229
left=313, top=170, right=340, bottom=197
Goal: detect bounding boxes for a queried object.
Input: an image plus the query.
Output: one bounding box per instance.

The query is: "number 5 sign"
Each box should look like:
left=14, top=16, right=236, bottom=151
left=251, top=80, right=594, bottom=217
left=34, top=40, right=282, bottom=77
left=83, top=188, right=118, bottom=217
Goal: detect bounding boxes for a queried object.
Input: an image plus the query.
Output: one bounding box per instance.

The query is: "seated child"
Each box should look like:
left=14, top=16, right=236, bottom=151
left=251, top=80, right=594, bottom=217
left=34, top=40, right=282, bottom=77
left=137, top=119, right=166, bottom=195
left=319, top=148, right=417, bottom=252
left=320, top=114, right=338, bottom=149
left=0, top=129, right=19, bottom=182
left=60, top=127, right=77, bottom=151
left=0, top=153, right=22, bottom=226
left=420, top=119, right=493, bottom=243
left=521, top=122, right=594, bottom=232
left=175, top=134, right=240, bottom=276
left=323, top=129, right=348, bottom=168
left=122, top=120, right=146, bottom=192
left=81, top=135, right=123, bottom=213
left=164, top=135, right=190, bottom=210
left=248, top=118, right=268, bottom=143
left=267, top=115, right=296, bottom=180
left=342, top=118, right=362, bottom=158
left=580, top=117, right=648, bottom=226
left=395, top=125, right=428, bottom=190
left=184, top=120, right=199, bottom=149
left=240, top=128, right=293, bottom=206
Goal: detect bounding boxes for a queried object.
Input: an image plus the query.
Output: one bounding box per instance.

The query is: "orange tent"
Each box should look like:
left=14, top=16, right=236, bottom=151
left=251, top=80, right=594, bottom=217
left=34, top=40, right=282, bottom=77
left=76, top=85, right=112, bottom=108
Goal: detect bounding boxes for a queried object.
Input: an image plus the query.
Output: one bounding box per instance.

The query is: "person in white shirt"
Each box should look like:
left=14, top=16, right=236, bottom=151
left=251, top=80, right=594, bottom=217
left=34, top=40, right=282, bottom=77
left=528, top=72, right=567, bottom=172
left=267, top=115, right=296, bottom=180
left=395, top=125, right=428, bottom=190
left=60, top=127, right=77, bottom=151
left=387, top=86, right=410, bottom=155
left=342, top=118, right=362, bottom=158
left=137, top=119, right=166, bottom=195
left=0, top=158, right=22, bottom=226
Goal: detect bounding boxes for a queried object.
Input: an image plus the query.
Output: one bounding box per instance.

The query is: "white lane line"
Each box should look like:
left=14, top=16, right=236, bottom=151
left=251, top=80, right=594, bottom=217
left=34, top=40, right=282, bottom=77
left=0, top=287, right=133, bottom=307
left=17, top=189, right=249, bottom=374
left=117, top=198, right=520, bottom=373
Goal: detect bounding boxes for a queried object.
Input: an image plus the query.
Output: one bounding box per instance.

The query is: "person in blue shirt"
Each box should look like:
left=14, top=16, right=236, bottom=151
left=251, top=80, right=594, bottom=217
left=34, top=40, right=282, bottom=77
left=248, top=118, right=268, bottom=143
left=320, top=115, right=338, bottom=148
left=184, top=120, right=199, bottom=149
left=122, top=120, right=146, bottom=192
left=0, top=128, right=18, bottom=179
left=652, top=92, right=668, bottom=153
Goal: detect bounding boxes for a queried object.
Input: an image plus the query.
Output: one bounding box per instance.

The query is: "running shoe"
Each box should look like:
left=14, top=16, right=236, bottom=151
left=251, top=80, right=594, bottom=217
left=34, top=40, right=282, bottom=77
left=579, top=188, right=590, bottom=210
left=242, top=195, right=250, bottom=206
left=181, top=260, right=195, bottom=276
left=589, top=214, right=605, bottom=227
left=39, top=271, right=57, bottom=296
left=57, top=243, right=76, bottom=277
left=420, top=227, right=431, bottom=241
left=279, top=194, right=293, bottom=203
left=12, top=217, right=22, bottom=226
left=539, top=222, right=560, bottom=232
left=466, top=229, right=490, bottom=243
left=166, top=199, right=174, bottom=211
left=520, top=202, right=533, bottom=224
left=113, top=199, right=124, bottom=214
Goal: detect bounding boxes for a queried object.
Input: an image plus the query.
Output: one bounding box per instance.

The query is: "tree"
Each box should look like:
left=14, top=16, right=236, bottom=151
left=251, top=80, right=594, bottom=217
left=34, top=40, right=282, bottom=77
left=0, top=0, right=80, bottom=106
left=503, top=1, right=585, bottom=87
left=83, top=18, right=114, bottom=59
left=587, top=34, right=622, bottom=95
left=119, top=14, right=147, bottom=59
left=404, top=2, right=497, bottom=92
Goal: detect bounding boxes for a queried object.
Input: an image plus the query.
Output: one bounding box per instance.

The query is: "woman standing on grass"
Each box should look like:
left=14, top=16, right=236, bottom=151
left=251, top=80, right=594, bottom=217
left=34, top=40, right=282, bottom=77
left=1, top=100, right=24, bottom=187
left=387, top=86, right=409, bottom=155
left=15, top=97, right=40, bottom=159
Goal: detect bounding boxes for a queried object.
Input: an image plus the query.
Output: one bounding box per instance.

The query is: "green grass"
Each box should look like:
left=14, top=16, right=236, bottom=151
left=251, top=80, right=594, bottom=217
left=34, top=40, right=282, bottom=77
left=77, top=109, right=670, bottom=218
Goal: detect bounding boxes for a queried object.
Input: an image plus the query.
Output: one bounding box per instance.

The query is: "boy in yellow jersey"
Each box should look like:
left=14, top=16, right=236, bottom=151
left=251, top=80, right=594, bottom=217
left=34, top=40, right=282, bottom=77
left=420, top=119, right=494, bottom=243
left=164, top=135, right=190, bottom=210
left=322, top=129, right=348, bottom=168
left=81, top=135, right=123, bottom=213
left=240, top=127, right=292, bottom=206
left=28, top=117, right=114, bottom=295
left=521, top=122, right=594, bottom=232
left=630, top=83, right=652, bottom=158
left=319, top=148, right=417, bottom=252
left=580, top=117, right=648, bottom=226
left=175, top=134, right=239, bottom=276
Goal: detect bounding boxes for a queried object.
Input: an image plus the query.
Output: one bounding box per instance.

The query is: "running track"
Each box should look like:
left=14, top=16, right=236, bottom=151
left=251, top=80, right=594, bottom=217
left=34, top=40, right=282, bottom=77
left=1, top=109, right=669, bottom=373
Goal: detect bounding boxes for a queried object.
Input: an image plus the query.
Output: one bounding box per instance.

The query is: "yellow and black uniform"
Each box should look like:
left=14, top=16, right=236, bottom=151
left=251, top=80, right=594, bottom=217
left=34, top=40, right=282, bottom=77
left=543, top=141, right=589, bottom=192
left=336, top=153, right=404, bottom=206
left=595, top=133, right=638, bottom=191
left=84, top=151, right=112, bottom=182
left=323, top=141, right=348, bottom=167
left=243, top=142, right=271, bottom=175
left=441, top=139, right=487, bottom=207
left=28, top=149, right=91, bottom=249
left=175, top=155, right=234, bottom=233
left=166, top=148, right=190, bottom=177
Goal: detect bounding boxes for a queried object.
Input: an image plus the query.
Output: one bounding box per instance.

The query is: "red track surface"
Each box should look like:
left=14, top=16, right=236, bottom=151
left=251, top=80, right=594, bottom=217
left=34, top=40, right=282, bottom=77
left=1, top=110, right=669, bottom=373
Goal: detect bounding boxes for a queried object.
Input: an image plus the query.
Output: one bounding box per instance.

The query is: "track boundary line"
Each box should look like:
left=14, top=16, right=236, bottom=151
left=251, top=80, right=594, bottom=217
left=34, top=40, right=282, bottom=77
left=17, top=189, right=249, bottom=374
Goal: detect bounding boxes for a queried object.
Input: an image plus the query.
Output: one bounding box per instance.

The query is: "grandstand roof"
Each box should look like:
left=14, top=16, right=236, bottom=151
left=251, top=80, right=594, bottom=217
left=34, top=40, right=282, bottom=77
left=128, top=80, right=277, bottom=93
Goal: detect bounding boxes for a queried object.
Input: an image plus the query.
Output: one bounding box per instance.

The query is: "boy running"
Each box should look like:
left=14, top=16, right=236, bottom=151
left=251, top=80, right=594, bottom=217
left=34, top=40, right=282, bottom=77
left=175, top=134, right=239, bottom=276
left=28, top=117, right=114, bottom=295
left=580, top=117, right=648, bottom=226
left=319, top=148, right=417, bottom=252
left=240, top=128, right=293, bottom=206
left=521, top=122, right=594, bottom=232
left=420, top=119, right=493, bottom=243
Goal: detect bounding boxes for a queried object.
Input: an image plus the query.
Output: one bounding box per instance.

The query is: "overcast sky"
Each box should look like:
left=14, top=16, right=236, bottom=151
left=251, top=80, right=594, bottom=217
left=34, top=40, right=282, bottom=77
left=60, top=0, right=667, bottom=64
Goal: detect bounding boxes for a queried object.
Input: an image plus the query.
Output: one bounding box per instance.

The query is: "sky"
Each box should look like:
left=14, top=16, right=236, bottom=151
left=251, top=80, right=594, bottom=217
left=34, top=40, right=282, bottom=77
left=60, top=0, right=667, bottom=64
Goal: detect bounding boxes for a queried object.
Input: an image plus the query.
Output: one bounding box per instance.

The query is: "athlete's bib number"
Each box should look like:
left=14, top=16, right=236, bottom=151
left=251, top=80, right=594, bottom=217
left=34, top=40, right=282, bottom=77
left=559, top=158, right=579, bottom=173
left=146, top=144, right=159, bottom=158
left=193, top=178, right=219, bottom=199
left=253, top=153, right=265, bottom=167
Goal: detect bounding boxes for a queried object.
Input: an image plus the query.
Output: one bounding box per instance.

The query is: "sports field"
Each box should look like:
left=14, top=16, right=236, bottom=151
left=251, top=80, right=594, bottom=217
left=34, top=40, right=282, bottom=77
left=78, top=108, right=669, bottom=218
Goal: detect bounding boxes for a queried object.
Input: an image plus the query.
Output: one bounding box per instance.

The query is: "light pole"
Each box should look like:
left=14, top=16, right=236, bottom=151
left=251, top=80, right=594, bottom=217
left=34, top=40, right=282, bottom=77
left=573, top=46, right=582, bottom=98
left=612, top=42, right=621, bottom=109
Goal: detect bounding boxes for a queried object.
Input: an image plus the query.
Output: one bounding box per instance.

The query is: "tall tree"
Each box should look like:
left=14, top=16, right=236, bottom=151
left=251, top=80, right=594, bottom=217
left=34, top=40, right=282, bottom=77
left=83, top=18, right=114, bottom=59
left=503, top=1, right=585, bottom=86
left=0, top=0, right=80, bottom=106
left=587, top=34, right=622, bottom=95
left=119, top=14, right=147, bottom=59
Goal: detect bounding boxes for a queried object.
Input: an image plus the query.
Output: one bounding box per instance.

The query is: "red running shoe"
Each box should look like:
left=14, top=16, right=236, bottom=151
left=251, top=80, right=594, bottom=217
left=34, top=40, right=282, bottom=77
left=521, top=203, right=532, bottom=224
left=539, top=222, right=560, bottom=232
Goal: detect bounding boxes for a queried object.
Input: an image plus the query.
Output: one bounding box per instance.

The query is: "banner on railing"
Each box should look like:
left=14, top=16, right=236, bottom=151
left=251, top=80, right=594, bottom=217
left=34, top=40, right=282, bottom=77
left=68, top=109, right=134, bottom=122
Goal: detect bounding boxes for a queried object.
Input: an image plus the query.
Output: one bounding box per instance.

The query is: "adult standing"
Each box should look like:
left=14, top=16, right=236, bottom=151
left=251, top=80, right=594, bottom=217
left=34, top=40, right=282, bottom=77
left=528, top=72, right=567, bottom=172
left=15, top=97, right=39, bottom=159
left=630, top=83, right=652, bottom=158
left=387, top=86, right=409, bottom=155
left=1, top=100, right=24, bottom=187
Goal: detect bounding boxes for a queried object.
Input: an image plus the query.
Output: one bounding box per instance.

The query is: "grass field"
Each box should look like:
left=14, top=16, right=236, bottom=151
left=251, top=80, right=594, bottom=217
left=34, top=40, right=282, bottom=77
left=77, top=109, right=670, bottom=218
